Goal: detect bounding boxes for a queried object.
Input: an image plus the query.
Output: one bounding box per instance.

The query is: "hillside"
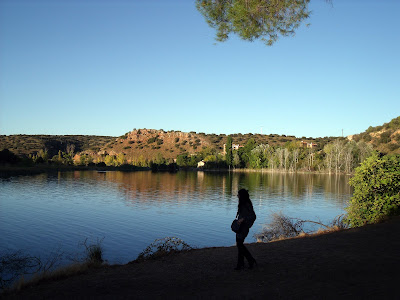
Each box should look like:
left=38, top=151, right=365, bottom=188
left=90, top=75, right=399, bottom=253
left=3, top=116, right=399, bottom=162
left=0, top=135, right=114, bottom=158
left=0, top=130, right=336, bottom=161
left=90, top=129, right=336, bottom=161
left=351, top=116, right=400, bottom=154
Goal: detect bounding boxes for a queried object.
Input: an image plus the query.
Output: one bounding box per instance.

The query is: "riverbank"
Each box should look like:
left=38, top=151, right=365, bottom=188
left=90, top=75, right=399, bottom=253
left=4, top=216, right=400, bottom=299
left=0, top=164, right=353, bottom=178
left=0, top=165, right=150, bottom=178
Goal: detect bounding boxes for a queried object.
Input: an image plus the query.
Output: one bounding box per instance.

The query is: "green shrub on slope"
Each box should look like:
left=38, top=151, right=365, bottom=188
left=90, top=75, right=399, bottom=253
left=346, top=153, right=400, bottom=227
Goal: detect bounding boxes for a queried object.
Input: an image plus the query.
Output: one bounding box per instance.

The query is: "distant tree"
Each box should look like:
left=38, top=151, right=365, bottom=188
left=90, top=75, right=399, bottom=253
left=233, top=151, right=240, bottom=168
left=104, top=155, right=117, bottom=166
left=154, top=153, right=166, bottom=165
left=250, top=144, right=269, bottom=169
left=238, top=138, right=256, bottom=167
left=0, top=149, right=20, bottom=164
left=66, top=144, right=75, bottom=156
left=225, top=136, right=233, bottom=167
left=380, top=130, right=393, bottom=144
left=116, top=153, right=126, bottom=166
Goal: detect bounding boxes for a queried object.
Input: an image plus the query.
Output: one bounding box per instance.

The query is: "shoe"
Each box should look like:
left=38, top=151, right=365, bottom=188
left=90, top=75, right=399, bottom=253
left=234, top=265, right=244, bottom=271
left=248, top=259, right=258, bottom=269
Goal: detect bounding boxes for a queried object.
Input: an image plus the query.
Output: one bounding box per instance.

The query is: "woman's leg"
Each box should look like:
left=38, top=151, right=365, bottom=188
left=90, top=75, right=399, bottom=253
left=236, top=236, right=256, bottom=269
left=236, top=236, right=245, bottom=269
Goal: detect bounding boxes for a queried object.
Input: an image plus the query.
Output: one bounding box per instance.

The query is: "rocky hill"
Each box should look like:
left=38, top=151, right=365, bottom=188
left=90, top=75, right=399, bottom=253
left=95, top=129, right=212, bottom=161
left=351, top=116, right=400, bottom=154
left=90, top=128, right=336, bottom=161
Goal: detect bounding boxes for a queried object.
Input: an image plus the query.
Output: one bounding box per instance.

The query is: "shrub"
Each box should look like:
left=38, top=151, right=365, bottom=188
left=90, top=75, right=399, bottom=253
left=364, top=133, right=372, bottom=142
left=135, top=237, right=192, bottom=262
left=0, top=251, right=40, bottom=290
left=255, top=213, right=348, bottom=243
left=79, top=238, right=104, bottom=265
left=346, top=154, right=400, bottom=227
left=388, top=143, right=399, bottom=151
left=379, top=130, right=393, bottom=144
left=255, top=213, right=304, bottom=242
left=147, top=137, right=157, bottom=144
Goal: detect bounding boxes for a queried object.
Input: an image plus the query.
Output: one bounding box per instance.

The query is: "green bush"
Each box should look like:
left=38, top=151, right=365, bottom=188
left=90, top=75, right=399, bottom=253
left=147, top=137, right=157, bottom=144
left=364, top=133, right=372, bottom=142
left=379, top=130, right=393, bottom=144
left=346, top=153, right=400, bottom=227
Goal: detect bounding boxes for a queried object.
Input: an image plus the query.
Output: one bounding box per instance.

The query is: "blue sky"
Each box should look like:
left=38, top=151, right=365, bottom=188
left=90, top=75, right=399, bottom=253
left=1, top=0, right=399, bottom=138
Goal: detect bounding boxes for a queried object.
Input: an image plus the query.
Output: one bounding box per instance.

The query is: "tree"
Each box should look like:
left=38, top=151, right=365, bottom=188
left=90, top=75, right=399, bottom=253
left=239, top=138, right=256, bottom=167
left=0, top=149, right=20, bottom=164
left=346, top=154, right=400, bottom=227
left=116, top=153, right=126, bottom=166
left=233, top=151, right=241, bottom=167
left=196, top=0, right=312, bottom=46
left=225, top=136, right=233, bottom=167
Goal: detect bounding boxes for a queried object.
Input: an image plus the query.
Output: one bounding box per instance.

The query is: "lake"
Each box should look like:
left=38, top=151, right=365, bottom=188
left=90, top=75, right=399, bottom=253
left=0, top=170, right=352, bottom=265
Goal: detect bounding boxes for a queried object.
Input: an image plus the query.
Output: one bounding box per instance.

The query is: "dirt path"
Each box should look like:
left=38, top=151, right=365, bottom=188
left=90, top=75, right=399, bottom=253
left=4, top=217, right=400, bottom=299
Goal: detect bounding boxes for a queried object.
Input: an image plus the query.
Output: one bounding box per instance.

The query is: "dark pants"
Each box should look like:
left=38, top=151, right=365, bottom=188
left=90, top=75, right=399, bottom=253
left=236, top=236, right=255, bottom=267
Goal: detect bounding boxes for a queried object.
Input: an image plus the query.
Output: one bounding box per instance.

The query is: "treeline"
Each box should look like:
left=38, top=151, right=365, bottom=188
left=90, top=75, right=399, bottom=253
left=211, top=137, right=374, bottom=174
left=0, top=137, right=374, bottom=174
left=0, top=147, right=175, bottom=171
left=171, top=137, right=374, bottom=174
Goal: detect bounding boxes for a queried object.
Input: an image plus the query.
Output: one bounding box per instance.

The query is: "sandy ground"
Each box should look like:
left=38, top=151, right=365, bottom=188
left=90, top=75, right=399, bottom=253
left=4, top=216, right=400, bottom=299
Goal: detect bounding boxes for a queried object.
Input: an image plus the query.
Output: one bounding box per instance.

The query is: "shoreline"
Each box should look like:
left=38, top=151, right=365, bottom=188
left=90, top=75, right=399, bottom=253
left=0, top=165, right=354, bottom=178
left=4, top=216, right=400, bottom=299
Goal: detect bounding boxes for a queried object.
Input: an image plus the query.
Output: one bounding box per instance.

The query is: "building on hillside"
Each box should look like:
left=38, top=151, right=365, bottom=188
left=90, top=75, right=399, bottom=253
left=300, top=141, right=318, bottom=149
left=197, top=160, right=205, bottom=168
left=223, top=143, right=243, bottom=154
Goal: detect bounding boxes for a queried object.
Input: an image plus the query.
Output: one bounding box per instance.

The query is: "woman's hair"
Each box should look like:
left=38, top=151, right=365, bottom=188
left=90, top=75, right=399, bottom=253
left=238, top=188, right=252, bottom=208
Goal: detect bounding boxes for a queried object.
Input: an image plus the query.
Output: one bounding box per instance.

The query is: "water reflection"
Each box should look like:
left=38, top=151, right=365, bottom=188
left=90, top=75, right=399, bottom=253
left=0, top=171, right=352, bottom=265
left=62, top=171, right=352, bottom=206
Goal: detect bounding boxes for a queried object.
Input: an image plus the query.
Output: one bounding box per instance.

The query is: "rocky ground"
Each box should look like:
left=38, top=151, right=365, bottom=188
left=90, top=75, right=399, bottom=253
left=4, top=216, right=400, bottom=299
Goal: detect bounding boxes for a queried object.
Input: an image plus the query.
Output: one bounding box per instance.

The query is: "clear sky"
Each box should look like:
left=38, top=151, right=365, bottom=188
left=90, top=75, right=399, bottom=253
left=0, top=0, right=399, bottom=138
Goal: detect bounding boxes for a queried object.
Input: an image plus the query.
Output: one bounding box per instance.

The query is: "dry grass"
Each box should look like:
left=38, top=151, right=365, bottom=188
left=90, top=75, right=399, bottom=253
left=10, top=262, right=104, bottom=293
left=1, top=238, right=105, bottom=295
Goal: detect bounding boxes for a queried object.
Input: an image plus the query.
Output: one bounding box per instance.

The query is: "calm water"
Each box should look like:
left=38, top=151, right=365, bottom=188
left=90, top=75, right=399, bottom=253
left=0, top=171, right=352, bottom=264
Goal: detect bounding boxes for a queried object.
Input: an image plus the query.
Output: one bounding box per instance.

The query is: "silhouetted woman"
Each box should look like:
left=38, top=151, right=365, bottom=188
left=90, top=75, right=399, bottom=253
left=234, top=188, right=257, bottom=270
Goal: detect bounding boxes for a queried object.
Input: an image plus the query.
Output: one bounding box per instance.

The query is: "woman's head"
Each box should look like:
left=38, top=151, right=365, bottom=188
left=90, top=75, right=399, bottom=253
left=237, top=188, right=250, bottom=206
